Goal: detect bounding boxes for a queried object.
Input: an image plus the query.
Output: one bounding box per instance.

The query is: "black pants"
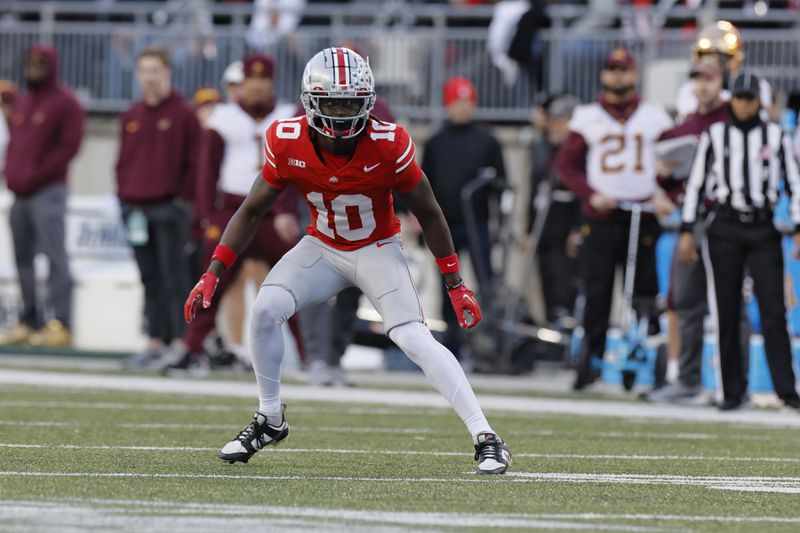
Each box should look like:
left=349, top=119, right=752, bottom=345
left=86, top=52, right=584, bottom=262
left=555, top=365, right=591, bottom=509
left=123, top=201, right=190, bottom=344
left=704, top=215, right=799, bottom=403
left=581, top=216, right=660, bottom=360
left=670, top=226, right=751, bottom=389
left=538, top=202, right=579, bottom=322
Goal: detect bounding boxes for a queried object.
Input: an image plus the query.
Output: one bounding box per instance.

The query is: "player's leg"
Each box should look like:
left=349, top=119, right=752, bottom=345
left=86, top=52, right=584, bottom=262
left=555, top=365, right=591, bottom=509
left=255, top=214, right=307, bottom=364
left=219, top=236, right=349, bottom=463
left=355, top=237, right=511, bottom=474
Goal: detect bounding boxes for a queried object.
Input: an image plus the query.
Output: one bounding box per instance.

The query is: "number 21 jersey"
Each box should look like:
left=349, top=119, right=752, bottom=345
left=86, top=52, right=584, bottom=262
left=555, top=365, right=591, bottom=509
left=262, top=117, right=423, bottom=251
left=569, top=102, right=672, bottom=200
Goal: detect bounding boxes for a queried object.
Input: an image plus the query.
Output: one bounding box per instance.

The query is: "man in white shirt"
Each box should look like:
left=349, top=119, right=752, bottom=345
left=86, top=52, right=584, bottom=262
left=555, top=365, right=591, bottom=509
left=558, top=48, right=675, bottom=390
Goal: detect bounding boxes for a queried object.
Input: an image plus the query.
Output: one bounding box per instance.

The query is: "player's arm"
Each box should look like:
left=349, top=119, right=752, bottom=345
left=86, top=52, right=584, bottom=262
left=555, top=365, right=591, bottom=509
left=208, top=177, right=283, bottom=275
left=400, top=173, right=482, bottom=329
left=185, top=176, right=283, bottom=322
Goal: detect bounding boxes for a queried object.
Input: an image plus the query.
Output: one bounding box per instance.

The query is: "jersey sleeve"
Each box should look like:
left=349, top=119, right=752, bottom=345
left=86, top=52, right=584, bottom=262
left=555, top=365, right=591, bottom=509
left=261, top=123, right=288, bottom=189
left=392, top=126, right=423, bottom=193
left=567, top=105, right=589, bottom=135
left=653, top=105, right=674, bottom=136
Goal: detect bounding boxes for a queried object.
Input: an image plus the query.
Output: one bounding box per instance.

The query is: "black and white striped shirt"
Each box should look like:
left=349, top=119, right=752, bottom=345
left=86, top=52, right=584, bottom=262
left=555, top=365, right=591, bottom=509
left=681, top=120, right=800, bottom=231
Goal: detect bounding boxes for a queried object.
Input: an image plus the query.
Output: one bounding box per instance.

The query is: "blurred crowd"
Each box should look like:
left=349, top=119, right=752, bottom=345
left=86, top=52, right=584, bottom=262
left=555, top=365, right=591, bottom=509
left=1, top=13, right=800, bottom=409
left=3, top=1, right=800, bottom=118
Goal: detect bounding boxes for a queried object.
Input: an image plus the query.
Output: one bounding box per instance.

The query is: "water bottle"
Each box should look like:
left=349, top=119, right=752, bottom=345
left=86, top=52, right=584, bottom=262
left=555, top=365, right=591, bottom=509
left=126, top=209, right=149, bottom=246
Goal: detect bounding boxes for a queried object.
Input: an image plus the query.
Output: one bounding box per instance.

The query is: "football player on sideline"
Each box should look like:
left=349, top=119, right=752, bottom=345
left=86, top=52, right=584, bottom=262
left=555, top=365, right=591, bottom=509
left=558, top=48, right=676, bottom=391
left=171, top=54, right=304, bottom=373
left=675, top=20, right=771, bottom=120
left=185, top=47, right=512, bottom=474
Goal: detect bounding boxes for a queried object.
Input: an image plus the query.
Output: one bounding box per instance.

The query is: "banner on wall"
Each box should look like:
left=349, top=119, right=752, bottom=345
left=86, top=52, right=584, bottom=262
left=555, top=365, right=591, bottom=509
left=0, top=192, right=135, bottom=333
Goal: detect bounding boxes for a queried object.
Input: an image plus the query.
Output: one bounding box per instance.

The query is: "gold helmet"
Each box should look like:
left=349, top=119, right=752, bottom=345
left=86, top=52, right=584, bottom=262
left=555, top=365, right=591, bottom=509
left=692, top=20, right=744, bottom=73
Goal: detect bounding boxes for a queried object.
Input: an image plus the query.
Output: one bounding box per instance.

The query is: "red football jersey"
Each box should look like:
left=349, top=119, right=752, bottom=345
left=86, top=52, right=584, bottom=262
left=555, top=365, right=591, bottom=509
left=262, top=117, right=423, bottom=251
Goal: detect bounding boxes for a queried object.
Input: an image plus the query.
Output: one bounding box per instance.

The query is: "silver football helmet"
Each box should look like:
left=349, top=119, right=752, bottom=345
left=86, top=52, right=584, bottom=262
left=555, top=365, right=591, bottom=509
left=301, top=47, right=376, bottom=139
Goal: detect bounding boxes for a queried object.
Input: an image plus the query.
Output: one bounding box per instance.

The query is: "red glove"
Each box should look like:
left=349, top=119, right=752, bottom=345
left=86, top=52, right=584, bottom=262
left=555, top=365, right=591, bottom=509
left=184, top=272, right=219, bottom=323
left=447, top=282, right=482, bottom=329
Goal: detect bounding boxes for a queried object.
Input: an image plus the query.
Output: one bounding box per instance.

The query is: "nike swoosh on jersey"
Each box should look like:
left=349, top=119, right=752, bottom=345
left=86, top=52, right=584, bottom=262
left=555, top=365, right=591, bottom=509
left=376, top=240, right=393, bottom=247
left=363, top=163, right=381, bottom=172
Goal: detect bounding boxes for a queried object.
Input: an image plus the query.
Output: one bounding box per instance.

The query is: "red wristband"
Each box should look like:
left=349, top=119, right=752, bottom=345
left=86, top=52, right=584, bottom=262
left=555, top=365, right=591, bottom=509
left=211, top=244, right=237, bottom=270
left=435, top=254, right=460, bottom=274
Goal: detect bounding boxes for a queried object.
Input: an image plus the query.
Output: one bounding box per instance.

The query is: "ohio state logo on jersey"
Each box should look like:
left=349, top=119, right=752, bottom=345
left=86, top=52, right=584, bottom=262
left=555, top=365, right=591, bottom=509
left=262, top=118, right=423, bottom=251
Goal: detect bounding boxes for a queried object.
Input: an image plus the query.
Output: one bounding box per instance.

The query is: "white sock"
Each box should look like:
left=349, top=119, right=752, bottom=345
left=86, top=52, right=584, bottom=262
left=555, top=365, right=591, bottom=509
left=250, top=285, right=296, bottom=418
left=388, top=322, right=493, bottom=441
left=666, top=358, right=679, bottom=383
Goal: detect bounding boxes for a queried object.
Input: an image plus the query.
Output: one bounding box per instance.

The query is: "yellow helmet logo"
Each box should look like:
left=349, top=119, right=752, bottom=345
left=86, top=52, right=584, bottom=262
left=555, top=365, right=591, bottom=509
left=692, top=20, right=744, bottom=73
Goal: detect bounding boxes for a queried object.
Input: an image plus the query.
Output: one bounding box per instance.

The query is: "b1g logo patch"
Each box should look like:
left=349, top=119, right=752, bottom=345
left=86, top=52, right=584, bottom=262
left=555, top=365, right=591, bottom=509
left=157, top=118, right=172, bottom=131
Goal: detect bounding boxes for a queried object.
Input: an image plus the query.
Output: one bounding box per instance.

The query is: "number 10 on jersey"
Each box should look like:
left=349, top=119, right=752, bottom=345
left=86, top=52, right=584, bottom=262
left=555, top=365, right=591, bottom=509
left=306, top=192, right=377, bottom=241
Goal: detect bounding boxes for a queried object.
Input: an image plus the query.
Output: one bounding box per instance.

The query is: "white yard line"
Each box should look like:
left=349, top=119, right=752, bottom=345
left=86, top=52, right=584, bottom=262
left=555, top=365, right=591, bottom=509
left=64, top=498, right=800, bottom=524
left=3, top=469, right=800, bottom=495
left=0, top=500, right=663, bottom=532
left=6, top=499, right=800, bottom=528
left=1, top=442, right=799, bottom=464
left=0, top=400, right=441, bottom=416
left=507, top=472, right=800, bottom=493
left=0, top=400, right=241, bottom=412
left=523, top=513, right=800, bottom=524
left=2, top=368, right=800, bottom=427
left=0, top=419, right=776, bottom=442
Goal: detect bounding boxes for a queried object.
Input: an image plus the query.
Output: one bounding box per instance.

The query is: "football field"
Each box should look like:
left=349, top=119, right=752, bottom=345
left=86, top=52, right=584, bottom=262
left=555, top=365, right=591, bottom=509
left=1, top=366, right=800, bottom=532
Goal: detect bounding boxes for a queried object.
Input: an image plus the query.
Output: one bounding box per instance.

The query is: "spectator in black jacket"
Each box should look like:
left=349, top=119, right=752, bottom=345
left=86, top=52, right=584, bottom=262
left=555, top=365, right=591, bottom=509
left=423, top=76, right=506, bottom=360
left=527, top=94, right=582, bottom=325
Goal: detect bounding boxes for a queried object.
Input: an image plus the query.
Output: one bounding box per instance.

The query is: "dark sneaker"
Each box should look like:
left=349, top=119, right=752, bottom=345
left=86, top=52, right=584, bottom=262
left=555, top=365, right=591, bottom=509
left=219, top=405, right=289, bottom=464
left=209, top=350, right=238, bottom=370
left=573, top=353, right=602, bottom=391
left=474, top=433, right=512, bottom=474
left=783, top=397, right=800, bottom=412
left=162, top=351, right=209, bottom=377
left=716, top=397, right=747, bottom=411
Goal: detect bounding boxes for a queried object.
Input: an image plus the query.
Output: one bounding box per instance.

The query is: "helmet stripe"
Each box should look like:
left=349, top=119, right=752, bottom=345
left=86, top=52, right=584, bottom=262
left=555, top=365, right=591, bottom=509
left=335, top=47, right=347, bottom=85
left=328, top=48, right=336, bottom=83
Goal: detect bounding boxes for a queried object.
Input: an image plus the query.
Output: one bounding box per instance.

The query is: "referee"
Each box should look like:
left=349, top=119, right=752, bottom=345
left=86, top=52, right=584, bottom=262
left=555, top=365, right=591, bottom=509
left=680, top=71, right=800, bottom=411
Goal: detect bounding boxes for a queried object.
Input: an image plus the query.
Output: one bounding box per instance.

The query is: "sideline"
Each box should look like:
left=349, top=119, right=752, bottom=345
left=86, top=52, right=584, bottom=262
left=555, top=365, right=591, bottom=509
left=1, top=369, right=799, bottom=427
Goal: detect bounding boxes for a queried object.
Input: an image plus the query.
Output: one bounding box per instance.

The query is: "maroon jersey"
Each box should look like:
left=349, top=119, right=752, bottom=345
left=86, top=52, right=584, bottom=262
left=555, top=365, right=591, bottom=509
left=262, top=117, right=422, bottom=251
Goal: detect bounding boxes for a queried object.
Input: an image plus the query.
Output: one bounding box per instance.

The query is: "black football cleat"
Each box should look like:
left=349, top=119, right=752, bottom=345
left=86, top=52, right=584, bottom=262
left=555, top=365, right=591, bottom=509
left=474, top=433, right=512, bottom=474
left=219, top=404, right=289, bottom=464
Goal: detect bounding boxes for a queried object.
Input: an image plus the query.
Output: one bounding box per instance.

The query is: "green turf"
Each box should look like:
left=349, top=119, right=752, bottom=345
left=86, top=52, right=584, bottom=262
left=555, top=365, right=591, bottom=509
left=1, top=384, right=800, bottom=532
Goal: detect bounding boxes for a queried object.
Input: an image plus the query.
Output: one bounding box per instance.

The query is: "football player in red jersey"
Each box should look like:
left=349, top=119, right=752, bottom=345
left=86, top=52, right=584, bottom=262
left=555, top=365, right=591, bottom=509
left=185, top=47, right=511, bottom=474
